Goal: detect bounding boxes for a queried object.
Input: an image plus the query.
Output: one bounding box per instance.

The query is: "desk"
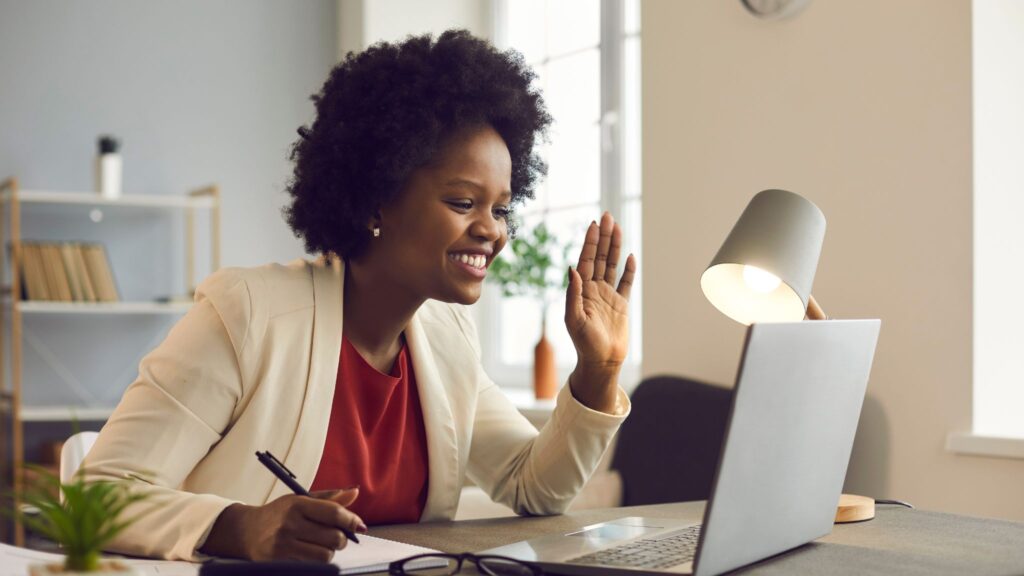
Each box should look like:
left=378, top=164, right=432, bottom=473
left=372, top=501, right=1024, bottom=575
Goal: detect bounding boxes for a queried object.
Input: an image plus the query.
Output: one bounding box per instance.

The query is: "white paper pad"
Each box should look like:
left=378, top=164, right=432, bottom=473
left=0, top=543, right=198, bottom=575
left=332, top=534, right=445, bottom=575
left=2, top=535, right=442, bottom=576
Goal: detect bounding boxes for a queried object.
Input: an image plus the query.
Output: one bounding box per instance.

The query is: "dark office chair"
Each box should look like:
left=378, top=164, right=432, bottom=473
left=610, top=375, right=733, bottom=506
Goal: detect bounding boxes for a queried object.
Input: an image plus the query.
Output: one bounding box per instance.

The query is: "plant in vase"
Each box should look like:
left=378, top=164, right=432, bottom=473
left=488, top=221, right=574, bottom=399
left=8, top=464, right=158, bottom=575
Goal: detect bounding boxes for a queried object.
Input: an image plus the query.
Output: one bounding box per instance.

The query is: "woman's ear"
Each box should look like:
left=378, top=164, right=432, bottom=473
left=368, top=210, right=383, bottom=238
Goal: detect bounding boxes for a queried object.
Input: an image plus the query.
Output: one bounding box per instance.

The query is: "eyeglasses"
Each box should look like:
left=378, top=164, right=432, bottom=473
left=388, top=552, right=544, bottom=575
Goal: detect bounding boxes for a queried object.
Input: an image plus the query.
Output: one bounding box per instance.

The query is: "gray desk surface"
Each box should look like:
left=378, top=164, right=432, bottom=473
left=371, top=502, right=1024, bottom=575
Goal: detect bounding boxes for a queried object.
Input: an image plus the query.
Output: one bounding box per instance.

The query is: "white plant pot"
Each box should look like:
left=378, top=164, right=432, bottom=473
left=29, top=560, right=142, bottom=575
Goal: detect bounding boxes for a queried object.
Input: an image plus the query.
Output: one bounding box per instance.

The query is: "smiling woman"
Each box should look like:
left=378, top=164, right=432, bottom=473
left=354, top=125, right=513, bottom=309
left=79, top=30, right=637, bottom=563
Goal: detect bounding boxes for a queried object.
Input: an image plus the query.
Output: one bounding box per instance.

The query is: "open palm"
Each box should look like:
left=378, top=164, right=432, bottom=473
left=564, top=212, right=637, bottom=372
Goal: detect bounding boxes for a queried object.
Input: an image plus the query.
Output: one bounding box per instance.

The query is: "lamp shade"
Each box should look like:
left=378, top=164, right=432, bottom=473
left=701, top=189, right=826, bottom=325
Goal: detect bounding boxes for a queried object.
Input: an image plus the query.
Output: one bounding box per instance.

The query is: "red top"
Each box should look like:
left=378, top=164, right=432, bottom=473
left=310, top=335, right=429, bottom=525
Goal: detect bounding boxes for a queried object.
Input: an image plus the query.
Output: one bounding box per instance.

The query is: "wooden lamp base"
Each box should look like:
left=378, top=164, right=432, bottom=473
left=835, top=494, right=875, bottom=523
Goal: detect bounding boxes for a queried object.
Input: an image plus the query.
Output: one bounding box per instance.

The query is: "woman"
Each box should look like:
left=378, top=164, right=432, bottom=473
left=83, top=30, right=637, bottom=562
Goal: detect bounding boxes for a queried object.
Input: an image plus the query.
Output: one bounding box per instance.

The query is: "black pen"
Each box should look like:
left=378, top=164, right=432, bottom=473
left=255, top=450, right=360, bottom=544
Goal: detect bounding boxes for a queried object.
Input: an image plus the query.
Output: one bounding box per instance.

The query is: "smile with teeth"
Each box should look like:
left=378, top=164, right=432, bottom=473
left=449, top=253, right=487, bottom=269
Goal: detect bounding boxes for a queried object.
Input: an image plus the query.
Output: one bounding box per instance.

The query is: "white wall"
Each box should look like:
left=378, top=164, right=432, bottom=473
left=643, top=0, right=1024, bottom=521
left=337, top=0, right=491, bottom=57
left=0, top=0, right=335, bottom=271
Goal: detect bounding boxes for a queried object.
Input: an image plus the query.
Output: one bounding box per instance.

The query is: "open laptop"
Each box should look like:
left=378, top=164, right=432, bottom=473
left=482, top=319, right=881, bottom=576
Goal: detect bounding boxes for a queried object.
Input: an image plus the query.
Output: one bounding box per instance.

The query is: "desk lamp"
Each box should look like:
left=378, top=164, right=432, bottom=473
left=700, top=188, right=874, bottom=523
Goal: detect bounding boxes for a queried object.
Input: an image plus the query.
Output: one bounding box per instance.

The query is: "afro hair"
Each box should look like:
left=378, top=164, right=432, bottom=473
left=284, top=29, right=552, bottom=260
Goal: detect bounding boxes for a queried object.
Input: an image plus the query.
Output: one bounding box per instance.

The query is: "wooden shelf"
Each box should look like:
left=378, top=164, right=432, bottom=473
left=15, top=300, right=192, bottom=315
left=0, top=178, right=221, bottom=546
left=1, top=189, right=216, bottom=209
left=20, top=405, right=114, bottom=422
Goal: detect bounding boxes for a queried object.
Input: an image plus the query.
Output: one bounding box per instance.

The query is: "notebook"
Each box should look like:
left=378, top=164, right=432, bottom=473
left=332, top=534, right=445, bottom=575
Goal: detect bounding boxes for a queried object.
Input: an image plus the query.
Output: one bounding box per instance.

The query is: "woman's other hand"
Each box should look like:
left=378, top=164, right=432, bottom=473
left=200, top=487, right=365, bottom=562
left=565, top=211, right=636, bottom=413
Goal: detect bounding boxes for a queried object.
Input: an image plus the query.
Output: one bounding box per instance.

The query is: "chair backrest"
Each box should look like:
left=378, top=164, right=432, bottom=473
left=611, top=376, right=733, bottom=506
left=60, top=431, right=100, bottom=485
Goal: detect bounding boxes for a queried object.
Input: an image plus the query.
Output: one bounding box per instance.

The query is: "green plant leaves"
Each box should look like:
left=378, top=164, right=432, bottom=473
left=7, top=464, right=160, bottom=571
left=488, top=221, right=574, bottom=301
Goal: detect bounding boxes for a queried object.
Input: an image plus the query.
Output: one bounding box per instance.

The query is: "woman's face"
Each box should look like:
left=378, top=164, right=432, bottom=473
left=367, top=124, right=512, bottom=305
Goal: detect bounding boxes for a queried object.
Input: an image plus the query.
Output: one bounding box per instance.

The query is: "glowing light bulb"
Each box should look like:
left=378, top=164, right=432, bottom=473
left=743, top=265, right=781, bottom=293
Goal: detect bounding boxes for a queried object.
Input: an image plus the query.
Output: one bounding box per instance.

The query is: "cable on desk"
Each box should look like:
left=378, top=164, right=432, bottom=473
left=874, top=498, right=914, bottom=509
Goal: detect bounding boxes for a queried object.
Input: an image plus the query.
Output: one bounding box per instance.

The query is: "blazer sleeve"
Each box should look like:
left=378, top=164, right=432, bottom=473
left=81, top=268, right=256, bottom=561
left=456, top=306, right=631, bottom=515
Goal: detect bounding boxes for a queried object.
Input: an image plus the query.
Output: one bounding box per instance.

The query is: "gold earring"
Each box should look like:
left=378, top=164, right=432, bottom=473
left=373, top=226, right=381, bottom=238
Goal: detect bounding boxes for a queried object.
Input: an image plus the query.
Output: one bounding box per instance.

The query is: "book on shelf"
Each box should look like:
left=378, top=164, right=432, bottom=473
left=41, top=243, right=72, bottom=301
left=81, top=243, right=119, bottom=302
left=16, top=242, right=118, bottom=303
left=71, top=244, right=97, bottom=302
left=19, top=243, right=48, bottom=301
left=59, top=243, right=84, bottom=302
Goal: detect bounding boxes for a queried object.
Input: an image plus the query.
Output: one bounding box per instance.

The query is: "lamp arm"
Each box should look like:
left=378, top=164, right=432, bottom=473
left=806, top=294, right=827, bottom=320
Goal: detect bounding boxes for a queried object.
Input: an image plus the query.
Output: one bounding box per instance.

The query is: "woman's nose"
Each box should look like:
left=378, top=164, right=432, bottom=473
left=470, top=213, right=502, bottom=241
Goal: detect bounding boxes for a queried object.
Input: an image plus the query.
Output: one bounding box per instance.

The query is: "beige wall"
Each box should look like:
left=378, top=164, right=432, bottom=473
left=642, top=0, right=1024, bottom=520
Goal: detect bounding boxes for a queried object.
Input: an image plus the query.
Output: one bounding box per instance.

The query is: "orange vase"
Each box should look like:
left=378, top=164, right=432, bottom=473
left=533, top=324, right=557, bottom=400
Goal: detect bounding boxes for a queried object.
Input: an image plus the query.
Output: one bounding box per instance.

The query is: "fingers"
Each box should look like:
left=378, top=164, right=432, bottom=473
left=333, top=487, right=359, bottom=508
left=287, top=539, right=337, bottom=563
left=294, top=517, right=349, bottom=552
left=311, top=486, right=360, bottom=508
left=564, top=266, right=584, bottom=328
left=578, top=212, right=622, bottom=284
left=576, top=221, right=600, bottom=281
left=298, top=496, right=366, bottom=534
left=258, top=495, right=366, bottom=563
left=616, top=254, right=637, bottom=300
left=592, top=212, right=614, bottom=281
left=604, top=223, right=622, bottom=284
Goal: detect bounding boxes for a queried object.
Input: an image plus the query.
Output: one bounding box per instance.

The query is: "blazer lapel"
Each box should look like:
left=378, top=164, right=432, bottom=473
left=270, top=256, right=344, bottom=500
left=406, top=312, right=461, bottom=521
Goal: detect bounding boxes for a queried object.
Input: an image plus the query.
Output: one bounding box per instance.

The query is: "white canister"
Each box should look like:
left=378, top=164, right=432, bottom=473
left=96, top=135, right=122, bottom=200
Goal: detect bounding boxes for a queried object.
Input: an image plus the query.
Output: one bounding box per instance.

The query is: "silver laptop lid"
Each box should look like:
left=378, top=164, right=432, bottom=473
left=694, top=319, right=880, bottom=576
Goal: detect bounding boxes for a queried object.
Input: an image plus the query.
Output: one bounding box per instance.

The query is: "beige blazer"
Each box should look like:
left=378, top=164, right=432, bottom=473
left=83, top=257, right=630, bottom=561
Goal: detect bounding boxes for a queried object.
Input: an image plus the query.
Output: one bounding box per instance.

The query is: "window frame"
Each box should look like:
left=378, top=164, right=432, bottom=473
left=946, top=0, right=1024, bottom=457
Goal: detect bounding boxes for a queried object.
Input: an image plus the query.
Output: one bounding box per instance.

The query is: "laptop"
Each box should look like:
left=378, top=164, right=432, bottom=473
left=482, top=319, right=881, bottom=576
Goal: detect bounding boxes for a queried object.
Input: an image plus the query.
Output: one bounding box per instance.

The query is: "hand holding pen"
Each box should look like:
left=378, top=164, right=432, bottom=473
left=200, top=453, right=365, bottom=562
left=257, top=450, right=362, bottom=544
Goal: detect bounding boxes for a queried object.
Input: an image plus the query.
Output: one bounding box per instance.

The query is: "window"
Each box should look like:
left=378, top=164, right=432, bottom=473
left=475, top=0, right=642, bottom=390
left=947, top=0, right=1024, bottom=457
left=970, top=0, right=1024, bottom=438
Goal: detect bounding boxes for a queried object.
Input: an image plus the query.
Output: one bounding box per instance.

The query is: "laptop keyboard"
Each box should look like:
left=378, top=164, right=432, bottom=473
left=568, top=524, right=703, bottom=570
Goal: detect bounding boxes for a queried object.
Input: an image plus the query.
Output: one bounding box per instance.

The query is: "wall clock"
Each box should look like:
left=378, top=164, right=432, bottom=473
left=741, top=0, right=811, bottom=20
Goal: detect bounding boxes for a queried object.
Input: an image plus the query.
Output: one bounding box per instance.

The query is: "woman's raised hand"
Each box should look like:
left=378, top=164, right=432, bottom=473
left=564, top=211, right=636, bottom=412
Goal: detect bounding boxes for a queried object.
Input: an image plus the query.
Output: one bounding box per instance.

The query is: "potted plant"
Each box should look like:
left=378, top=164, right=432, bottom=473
left=488, top=221, right=574, bottom=399
left=10, top=464, right=157, bottom=575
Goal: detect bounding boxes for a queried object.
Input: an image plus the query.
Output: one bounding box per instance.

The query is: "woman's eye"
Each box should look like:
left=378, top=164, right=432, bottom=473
left=447, top=201, right=473, bottom=211
left=493, top=207, right=511, bottom=220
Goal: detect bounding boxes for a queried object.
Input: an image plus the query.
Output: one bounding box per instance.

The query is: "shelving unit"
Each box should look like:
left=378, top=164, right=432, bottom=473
left=0, top=177, right=220, bottom=545
left=14, top=301, right=194, bottom=315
